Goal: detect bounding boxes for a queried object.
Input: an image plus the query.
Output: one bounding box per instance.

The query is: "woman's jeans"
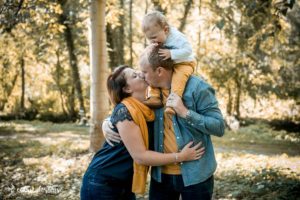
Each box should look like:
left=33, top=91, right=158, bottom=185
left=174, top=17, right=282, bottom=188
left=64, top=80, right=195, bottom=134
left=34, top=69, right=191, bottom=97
left=149, top=174, right=214, bottom=200
left=80, top=170, right=135, bottom=200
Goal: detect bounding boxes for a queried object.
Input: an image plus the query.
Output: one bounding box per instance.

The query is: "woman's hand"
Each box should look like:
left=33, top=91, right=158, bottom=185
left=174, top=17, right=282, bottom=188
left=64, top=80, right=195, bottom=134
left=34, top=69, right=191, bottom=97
left=166, top=93, right=188, bottom=118
left=178, top=142, right=205, bottom=162
left=102, top=119, right=121, bottom=146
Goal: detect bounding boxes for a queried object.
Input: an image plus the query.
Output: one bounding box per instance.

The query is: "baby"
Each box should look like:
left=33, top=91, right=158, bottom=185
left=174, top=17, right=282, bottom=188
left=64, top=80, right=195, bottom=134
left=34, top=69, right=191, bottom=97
left=142, top=11, right=196, bottom=115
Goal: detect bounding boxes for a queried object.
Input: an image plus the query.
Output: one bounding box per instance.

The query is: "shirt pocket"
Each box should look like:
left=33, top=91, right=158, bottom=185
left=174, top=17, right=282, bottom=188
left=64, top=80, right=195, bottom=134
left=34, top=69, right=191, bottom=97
left=193, top=133, right=207, bottom=149
left=182, top=95, right=195, bottom=110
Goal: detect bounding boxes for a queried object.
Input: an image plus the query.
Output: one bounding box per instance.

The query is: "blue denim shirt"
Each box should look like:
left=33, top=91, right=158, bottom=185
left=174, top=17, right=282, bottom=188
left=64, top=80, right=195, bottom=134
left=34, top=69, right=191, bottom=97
left=151, top=75, right=225, bottom=186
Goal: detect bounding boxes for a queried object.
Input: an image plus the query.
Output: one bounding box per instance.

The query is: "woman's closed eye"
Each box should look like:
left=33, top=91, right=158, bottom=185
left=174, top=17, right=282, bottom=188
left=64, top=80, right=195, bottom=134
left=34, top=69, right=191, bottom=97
left=132, top=72, right=137, bottom=78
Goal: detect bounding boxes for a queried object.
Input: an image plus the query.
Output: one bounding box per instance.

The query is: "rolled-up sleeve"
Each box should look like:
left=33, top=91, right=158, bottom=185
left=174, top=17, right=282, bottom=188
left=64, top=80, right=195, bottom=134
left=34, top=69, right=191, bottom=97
left=184, top=86, right=225, bottom=137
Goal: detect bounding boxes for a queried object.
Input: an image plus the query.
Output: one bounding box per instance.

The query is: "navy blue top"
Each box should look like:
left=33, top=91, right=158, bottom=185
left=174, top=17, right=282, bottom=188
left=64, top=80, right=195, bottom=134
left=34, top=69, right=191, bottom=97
left=87, top=103, right=154, bottom=181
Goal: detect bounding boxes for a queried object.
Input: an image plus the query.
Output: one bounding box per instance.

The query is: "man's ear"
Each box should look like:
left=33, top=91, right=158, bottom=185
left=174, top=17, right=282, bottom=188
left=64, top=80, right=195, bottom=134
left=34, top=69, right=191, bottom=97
left=156, top=66, right=164, bottom=77
left=122, top=85, right=132, bottom=94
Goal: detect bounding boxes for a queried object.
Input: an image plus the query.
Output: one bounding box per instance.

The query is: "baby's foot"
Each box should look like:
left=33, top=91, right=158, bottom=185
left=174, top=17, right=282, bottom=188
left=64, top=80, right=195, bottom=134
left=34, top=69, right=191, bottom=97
left=143, top=97, right=163, bottom=109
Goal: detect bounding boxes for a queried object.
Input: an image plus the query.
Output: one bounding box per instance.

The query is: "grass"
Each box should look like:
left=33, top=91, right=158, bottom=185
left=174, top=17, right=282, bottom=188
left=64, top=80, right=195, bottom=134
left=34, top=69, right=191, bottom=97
left=0, top=120, right=299, bottom=200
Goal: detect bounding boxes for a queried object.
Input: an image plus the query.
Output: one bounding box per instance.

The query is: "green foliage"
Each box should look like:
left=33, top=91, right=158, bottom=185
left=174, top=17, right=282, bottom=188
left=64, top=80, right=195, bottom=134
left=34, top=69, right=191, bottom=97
left=0, top=0, right=299, bottom=121
left=200, top=0, right=299, bottom=117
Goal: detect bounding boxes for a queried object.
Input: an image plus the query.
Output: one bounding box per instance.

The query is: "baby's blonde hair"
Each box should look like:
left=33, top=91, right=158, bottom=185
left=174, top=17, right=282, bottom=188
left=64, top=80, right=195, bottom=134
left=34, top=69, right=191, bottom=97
left=142, top=11, right=169, bottom=32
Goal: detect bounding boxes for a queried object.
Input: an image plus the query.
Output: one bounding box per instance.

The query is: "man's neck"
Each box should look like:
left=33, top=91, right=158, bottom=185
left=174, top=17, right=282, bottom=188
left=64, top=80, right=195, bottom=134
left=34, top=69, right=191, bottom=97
left=159, top=70, right=172, bottom=89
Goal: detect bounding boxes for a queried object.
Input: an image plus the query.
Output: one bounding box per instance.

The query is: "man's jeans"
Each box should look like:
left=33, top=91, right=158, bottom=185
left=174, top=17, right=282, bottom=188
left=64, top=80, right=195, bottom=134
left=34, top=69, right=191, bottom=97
left=149, top=174, right=214, bottom=200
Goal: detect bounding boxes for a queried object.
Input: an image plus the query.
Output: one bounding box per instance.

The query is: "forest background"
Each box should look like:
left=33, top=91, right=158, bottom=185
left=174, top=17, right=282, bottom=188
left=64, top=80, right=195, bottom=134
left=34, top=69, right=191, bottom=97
left=0, top=0, right=299, bottom=199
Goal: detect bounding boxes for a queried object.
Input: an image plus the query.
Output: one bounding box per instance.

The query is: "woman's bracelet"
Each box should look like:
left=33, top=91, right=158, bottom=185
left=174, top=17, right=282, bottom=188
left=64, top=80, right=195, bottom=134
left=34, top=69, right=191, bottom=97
left=174, top=153, right=179, bottom=163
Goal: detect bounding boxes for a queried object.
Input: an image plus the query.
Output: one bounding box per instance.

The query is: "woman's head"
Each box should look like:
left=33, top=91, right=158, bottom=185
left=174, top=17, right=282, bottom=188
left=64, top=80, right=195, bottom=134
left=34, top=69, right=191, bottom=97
left=107, top=65, right=148, bottom=105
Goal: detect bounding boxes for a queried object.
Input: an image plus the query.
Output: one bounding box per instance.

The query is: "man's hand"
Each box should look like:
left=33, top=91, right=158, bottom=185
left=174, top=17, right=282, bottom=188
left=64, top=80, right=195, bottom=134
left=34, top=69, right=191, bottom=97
left=166, top=93, right=188, bottom=118
left=158, top=49, right=171, bottom=60
left=102, top=119, right=121, bottom=146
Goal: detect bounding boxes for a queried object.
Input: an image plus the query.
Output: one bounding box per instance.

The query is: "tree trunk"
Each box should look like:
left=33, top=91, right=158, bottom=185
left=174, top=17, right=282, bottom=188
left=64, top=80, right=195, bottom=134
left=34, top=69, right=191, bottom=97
left=144, top=0, right=148, bottom=47
left=119, top=0, right=125, bottom=65
left=106, top=0, right=125, bottom=68
left=20, top=56, right=25, bottom=112
left=63, top=24, right=86, bottom=114
left=67, top=86, right=76, bottom=119
left=59, top=1, right=86, bottom=115
left=89, top=0, right=110, bottom=152
left=179, top=0, right=193, bottom=32
left=234, top=73, right=241, bottom=119
left=151, top=0, right=166, bottom=13
left=226, top=84, right=233, bottom=115
left=129, top=0, right=133, bottom=66
left=0, top=71, right=19, bottom=111
left=106, top=26, right=124, bottom=68
left=106, top=24, right=117, bottom=68
left=55, top=50, right=67, bottom=115
left=196, top=0, right=201, bottom=73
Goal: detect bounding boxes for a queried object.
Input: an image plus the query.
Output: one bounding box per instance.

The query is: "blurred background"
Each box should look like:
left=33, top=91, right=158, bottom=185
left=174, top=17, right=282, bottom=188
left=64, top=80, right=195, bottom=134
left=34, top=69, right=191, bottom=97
left=0, top=0, right=299, bottom=199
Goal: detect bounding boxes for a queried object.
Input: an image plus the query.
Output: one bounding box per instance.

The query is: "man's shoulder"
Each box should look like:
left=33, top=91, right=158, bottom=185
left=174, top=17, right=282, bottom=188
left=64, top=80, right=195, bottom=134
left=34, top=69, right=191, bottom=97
left=186, top=75, right=212, bottom=91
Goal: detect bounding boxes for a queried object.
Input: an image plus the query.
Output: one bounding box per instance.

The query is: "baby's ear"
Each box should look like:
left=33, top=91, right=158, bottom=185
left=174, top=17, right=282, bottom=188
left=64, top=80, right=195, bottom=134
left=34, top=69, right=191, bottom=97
left=164, top=25, right=169, bottom=33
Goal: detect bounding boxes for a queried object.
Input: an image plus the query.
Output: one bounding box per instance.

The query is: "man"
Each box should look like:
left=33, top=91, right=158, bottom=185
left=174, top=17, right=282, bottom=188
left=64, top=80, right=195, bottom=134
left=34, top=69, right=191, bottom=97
left=103, top=45, right=225, bottom=200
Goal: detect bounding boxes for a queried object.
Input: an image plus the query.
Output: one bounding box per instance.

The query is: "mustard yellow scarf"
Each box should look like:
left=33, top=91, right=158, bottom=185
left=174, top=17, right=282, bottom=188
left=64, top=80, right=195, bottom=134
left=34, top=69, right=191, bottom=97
left=122, top=96, right=155, bottom=194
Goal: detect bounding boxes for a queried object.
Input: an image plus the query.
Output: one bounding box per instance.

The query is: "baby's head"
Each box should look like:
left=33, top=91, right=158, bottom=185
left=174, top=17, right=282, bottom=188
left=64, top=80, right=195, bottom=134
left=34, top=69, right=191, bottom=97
left=142, top=11, right=169, bottom=45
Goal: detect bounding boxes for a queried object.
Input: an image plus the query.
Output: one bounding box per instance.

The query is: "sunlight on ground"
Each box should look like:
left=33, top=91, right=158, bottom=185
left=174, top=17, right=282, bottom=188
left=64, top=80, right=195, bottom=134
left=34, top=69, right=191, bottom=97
left=0, top=121, right=299, bottom=199
left=0, top=121, right=37, bottom=133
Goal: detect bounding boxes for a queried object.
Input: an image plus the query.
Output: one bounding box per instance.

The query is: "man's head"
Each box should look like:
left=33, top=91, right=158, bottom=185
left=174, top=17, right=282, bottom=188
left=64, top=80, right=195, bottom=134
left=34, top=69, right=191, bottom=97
left=139, top=45, right=173, bottom=88
left=142, top=11, right=169, bottom=44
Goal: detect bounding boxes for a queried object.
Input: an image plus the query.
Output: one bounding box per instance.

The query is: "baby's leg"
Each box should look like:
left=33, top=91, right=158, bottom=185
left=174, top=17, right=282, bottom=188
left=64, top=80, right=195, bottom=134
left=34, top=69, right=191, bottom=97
left=165, top=61, right=196, bottom=115
left=172, top=61, right=196, bottom=97
left=144, top=86, right=163, bottom=109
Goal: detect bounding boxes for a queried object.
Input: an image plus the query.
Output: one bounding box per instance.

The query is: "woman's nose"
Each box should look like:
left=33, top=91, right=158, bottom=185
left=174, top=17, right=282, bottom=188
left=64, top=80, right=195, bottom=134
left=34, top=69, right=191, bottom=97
left=138, top=73, right=145, bottom=80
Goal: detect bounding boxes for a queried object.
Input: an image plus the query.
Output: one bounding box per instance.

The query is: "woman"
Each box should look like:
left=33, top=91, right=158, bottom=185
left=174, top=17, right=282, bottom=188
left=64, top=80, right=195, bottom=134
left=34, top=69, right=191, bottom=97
left=80, top=65, right=204, bottom=200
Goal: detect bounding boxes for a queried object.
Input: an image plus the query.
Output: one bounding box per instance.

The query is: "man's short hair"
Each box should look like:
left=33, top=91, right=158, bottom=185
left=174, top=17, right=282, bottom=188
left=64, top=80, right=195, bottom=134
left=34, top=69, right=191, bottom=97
left=147, top=45, right=173, bottom=71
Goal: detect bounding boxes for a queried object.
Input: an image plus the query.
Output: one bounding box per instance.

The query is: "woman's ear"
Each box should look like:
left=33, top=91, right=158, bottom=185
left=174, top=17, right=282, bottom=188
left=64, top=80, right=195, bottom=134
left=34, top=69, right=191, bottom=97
left=122, top=85, right=132, bottom=94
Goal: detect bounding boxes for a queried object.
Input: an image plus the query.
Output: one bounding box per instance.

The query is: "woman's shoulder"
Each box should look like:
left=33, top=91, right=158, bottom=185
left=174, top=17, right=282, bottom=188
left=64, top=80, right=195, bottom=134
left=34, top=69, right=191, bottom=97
left=111, top=103, right=133, bottom=125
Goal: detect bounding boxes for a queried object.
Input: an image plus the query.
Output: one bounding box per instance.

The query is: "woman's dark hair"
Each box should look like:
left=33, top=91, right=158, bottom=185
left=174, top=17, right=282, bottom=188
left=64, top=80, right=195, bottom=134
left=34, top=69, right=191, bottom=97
left=107, top=65, right=131, bottom=105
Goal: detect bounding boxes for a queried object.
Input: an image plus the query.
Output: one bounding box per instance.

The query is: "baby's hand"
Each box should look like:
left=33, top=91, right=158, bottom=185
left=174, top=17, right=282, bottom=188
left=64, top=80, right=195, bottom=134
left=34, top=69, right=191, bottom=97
left=158, top=49, right=171, bottom=60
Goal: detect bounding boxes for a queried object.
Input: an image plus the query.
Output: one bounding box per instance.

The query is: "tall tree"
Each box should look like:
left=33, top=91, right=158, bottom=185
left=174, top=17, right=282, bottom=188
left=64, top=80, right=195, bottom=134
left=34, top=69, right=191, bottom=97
left=59, top=0, right=86, bottom=114
left=129, top=0, right=133, bottom=66
left=151, top=0, right=166, bottom=13
left=89, top=0, right=109, bottom=152
left=106, top=0, right=125, bottom=68
left=179, top=0, right=193, bottom=32
left=20, top=55, right=25, bottom=112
